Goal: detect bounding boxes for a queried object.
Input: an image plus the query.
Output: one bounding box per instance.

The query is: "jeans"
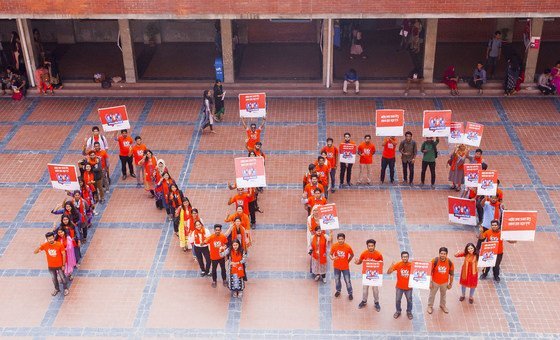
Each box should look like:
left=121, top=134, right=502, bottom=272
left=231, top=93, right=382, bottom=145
left=461, top=286, right=476, bottom=298
left=211, top=258, right=227, bottom=282
left=483, top=253, right=503, bottom=278
left=421, top=161, right=436, bottom=185
left=49, top=267, right=69, bottom=291
left=119, top=155, right=134, bottom=176
left=94, top=179, right=104, bottom=201
left=380, top=157, right=395, bottom=183
left=102, top=169, right=110, bottom=191
left=135, top=164, right=145, bottom=185
left=396, top=288, right=413, bottom=313
left=334, top=268, right=353, bottom=294
left=402, top=160, right=414, bottom=183
left=329, top=168, right=336, bottom=189
left=339, top=163, right=353, bottom=185
left=486, top=56, right=498, bottom=77
left=428, top=282, right=448, bottom=308
left=362, top=285, right=379, bottom=303
left=194, top=246, right=211, bottom=273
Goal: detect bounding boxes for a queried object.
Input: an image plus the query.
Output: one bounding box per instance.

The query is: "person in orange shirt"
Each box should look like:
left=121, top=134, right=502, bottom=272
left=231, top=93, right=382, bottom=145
left=357, top=134, right=376, bottom=185
left=330, top=233, right=354, bottom=300
left=205, top=224, right=229, bottom=287
left=228, top=188, right=250, bottom=215
left=339, top=133, right=356, bottom=187
left=302, top=188, right=327, bottom=215
left=254, top=141, right=266, bottom=160
left=309, top=226, right=329, bottom=283
left=387, top=251, right=413, bottom=319
left=355, top=239, right=383, bottom=311
left=93, top=141, right=110, bottom=192
left=220, top=239, right=248, bottom=298
left=303, top=174, right=325, bottom=199
left=380, top=136, right=398, bottom=184
left=242, top=117, right=266, bottom=151
left=131, top=136, right=147, bottom=187
left=302, top=163, right=317, bottom=189
left=427, top=247, right=454, bottom=314
left=113, top=129, right=135, bottom=180
left=307, top=205, right=321, bottom=248
left=314, top=156, right=330, bottom=198
left=225, top=206, right=251, bottom=231
left=479, top=219, right=515, bottom=282
left=139, top=150, right=157, bottom=196
left=34, top=231, right=69, bottom=296
left=321, top=138, right=339, bottom=193
left=225, top=216, right=252, bottom=251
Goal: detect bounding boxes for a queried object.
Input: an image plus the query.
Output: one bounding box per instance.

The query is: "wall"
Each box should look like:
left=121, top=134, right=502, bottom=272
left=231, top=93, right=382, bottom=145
left=0, top=19, right=17, bottom=42
left=130, top=19, right=216, bottom=42
left=244, top=20, right=317, bottom=43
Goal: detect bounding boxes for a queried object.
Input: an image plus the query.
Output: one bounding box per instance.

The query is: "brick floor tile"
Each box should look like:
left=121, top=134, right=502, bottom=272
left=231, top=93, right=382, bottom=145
left=6, top=125, right=72, bottom=150
left=509, top=281, right=560, bottom=333
left=0, top=277, right=54, bottom=327
left=28, top=98, right=88, bottom=121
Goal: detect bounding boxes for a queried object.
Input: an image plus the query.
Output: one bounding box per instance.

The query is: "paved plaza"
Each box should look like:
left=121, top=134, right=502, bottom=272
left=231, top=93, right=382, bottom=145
left=0, top=95, right=559, bottom=338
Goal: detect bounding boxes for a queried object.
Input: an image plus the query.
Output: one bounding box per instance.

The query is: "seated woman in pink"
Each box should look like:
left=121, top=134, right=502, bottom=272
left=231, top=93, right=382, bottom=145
left=442, top=65, right=460, bottom=96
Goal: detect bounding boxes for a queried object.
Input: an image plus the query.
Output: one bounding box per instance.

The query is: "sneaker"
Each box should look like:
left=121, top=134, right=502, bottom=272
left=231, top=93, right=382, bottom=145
left=334, top=291, right=341, bottom=298
left=459, top=296, right=465, bottom=302
left=346, top=182, right=352, bottom=187
left=348, top=294, right=353, bottom=301
left=440, top=306, right=449, bottom=314
left=211, top=281, right=217, bottom=288
left=51, top=290, right=60, bottom=297
left=130, top=174, right=136, bottom=178
left=331, top=188, right=336, bottom=193
left=407, top=312, right=413, bottom=320
left=469, top=298, right=474, bottom=304
left=223, top=280, right=228, bottom=287
left=427, top=306, right=433, bottom=314
left=358, top=301, right=367, bottom=309
left=122, top=175, right=126, bottom=180
left=200, top=272, right=207, bottom=277
left=479, top=273, right=487, bottom=280
left=314, top=275, right=320, bottom=281
left=494, top=276, right=501, bottom=282
left=63, top=289, right=69, bottom=296
left=374, top=302, right=381, bottom=312
left=322, top=277, right=327, bottom=284
left=393, top=312, right=401, bottom=319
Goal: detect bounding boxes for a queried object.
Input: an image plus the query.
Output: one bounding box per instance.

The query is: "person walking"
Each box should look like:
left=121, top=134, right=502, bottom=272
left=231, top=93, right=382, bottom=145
left=114, top=129, right=134, bottom=180
left=427, top=247, right=454, bottom=314
left=213, top=79, right=226, bottom=122
left=454, top=243, right=478, bottom=304
left=34, top=231, right=69, bottom=296
left=387, top=251, right=413, bottom=320
left=206, top=224, right=229, bottom=287
left=330, top=233, right=354, bottom=300
left=355, top=239, right=383, bottom=312
left=191, top=220, right=211, bottom=276
left=420, top=137, right=439, bottom=189
left=380, top=136, right=398, bottom=184
left=398, top=131, right=417, bottom=186
left=200, top=89, right=216, bottom=133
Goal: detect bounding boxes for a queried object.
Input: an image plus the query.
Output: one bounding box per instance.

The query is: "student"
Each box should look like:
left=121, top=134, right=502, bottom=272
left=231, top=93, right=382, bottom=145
left=420, top=137, right=439, bottom=189
left=228, top=188, right=250, bottom=216
left=224, top=217, right=251, bottom=251
left=254, top=141, right=266, bottom=160
left=34, top=231, right=69, bottom=296
left=303, top=174, right=325, bottom=200
left=455, top=243, right=478, bottom=304
left=343, top=68, right=360, bottom=94
left=114, top=129, right=135, bottom=180
left=200, top=89, right=216, bottom=133
left=321, top=138, right=339, bottom=193
left=442, top=66, right=460, bottom=96
left=306, top=205, right=322, bottom=248
left=479, top=220, right=515, bottom=282
left=84, top=126, right=109, bottom=152
left=131, top=136, right=147, bottom=187
left=486, top=31, right=502, bottom=79
left=447, top=144, right=468, bottom=192
left=309, top=226, right=329, bottom=283
left=225, top=205, right=251, bottom=231
left=86, top=150, right=104, bottom=203
left=330, top=233, right=354, bottom=300
left=387, top=251, right=413, bottom=320
left=55, top=228, right=77, bottom=280
left=139, top=150, right=158, bottom=197
left=469, top=62, right=487, bottom=95
left=355, top=239, right=383, bottom=311
left=538, top=69, right=556, bottom=95
left=404, top=67, right=425, bottom=96
left=176, top=199, right=193, bottom=252
left=314, top=156, right=330, bottom=198
left=191, top=220, right=211, bottom=276
left=220, top=239, right=247, bottom=297
left=205, top=224, right=229, bottom=287
left=242, top=117, right=266, bottom=152
left=380, top=136, right=398, bottom=184
left=357, top=135, right=375, bottom=185
left=339, top=133, right=356, bottom=188
left=427, top=247, right=454, bottom=314
left=398, top=131, right=417, bottom=186
left=302, top=188, right=327, bottom=215
left=168, top=184, right=186, bottom=235
left=93, top=141, right=110, bottom=193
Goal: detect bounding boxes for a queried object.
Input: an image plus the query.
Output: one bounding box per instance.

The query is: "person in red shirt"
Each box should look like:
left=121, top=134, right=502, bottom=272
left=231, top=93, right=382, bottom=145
left=355, top=239, right=383, bottom=311
left=302, top=188, right=327, bottom=215
left=303, top=175, right=325, bottom=201
left=254, top=141, right=266, bottom=160
left=314, top=156, right=330, bottom=198
left=309, top=226, right=329, bottom=283
left=302, top=163, right=317, bottom=189
left=113, top=129, right=135, bottom=180
left=339, top=133, right=356, bottom=188
left=387, top=251, right=413, bottom=319
left=225, top=205, right=251, bottom=231
left=381, top=136, right=398, bottom=184
left=205, top=224, right=229, bottom=287
left=330, top=233, right=354, bottom=299
left=131, top=136, right=147, bottom=187
left=34, top=231, right=69, bottom=296
left=357, top=134, right=376, bottom=185
left=228, top=188, right=250, bottom=215
left=93, top=141, right=110, bottom=192
left=479, top=219, right=515, bottom=282
left=321, top=138, right=339, bottom=193
left=427, top=247, right=454, bottom=314
left=242, top=117, right=266, bottom=151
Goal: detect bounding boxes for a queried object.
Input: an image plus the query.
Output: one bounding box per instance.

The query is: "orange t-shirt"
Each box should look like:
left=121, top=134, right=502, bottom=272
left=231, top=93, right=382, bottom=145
left=358, top=142, right=376, bottom=164
left=246, top=129, right=261, bottom=150
left=431, top=258, right=454, bottom=285
left=131, top=144, right=147, bottom=165
left=392, top=261, right=412, bottom=290
left=95, top=149, right=109, bottom=169
left=225, top=212, right=251, bottom=230
left=304, top=183, right=325, bottom=198
left=307, top=196, right=327, bottom=209
left=117, top=135, right=133, bottom=157
left=229, top=193, right=250, bottom=215
left=40, top=241, right=66, bottom=268
left=482, top=229, right=504, bottom=254
left=359, top=249, right=383, bottom=262
left=314, top=164, right=330, bottom=187
left=321, top=145, right=338, bottom=168
left=330, top=243, right=354, bottom=270
left=382, top=138, right=398, bottom=159
left=207, top=234, right=228, bottom=260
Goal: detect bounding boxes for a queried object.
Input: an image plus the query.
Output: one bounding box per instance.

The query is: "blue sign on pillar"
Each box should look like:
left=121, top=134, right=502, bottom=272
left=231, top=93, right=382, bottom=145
left=214, top=57, right=224, bottom=82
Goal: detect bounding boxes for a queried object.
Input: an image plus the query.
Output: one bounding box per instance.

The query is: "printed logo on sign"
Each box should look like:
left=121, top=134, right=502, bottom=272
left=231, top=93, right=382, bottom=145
left=453, top=204, right=471, bottom=219
left=429, top=117, right=446, bottom=131
left=365, top=270, right=379, bottom=280
left=482, top=251, right=495, bottom=262
left=342, top=151, right=353, bottom=159
left=466, top=172, right=478, bottom=182
left=466, top=131, right=479, bottom=141
left=246, top=102, right=259, bottom=112
left=400, top=269, right=410, bottom=278
left=489, top=236, right=499, bottom=242
left=480, top=179, right=494, bottom=190
left=242, top=167, right=257, bottom=180
left=56, top=174, right=71, bottom=185
left=322, top=214, right=335, bottom=224
left=105, top=113, right=123, bottom=126
left=412, top=270, right=426, bottom=282
left=48, top=249, right=57, bottom=257
left=450, top=129, right=461, bottom=139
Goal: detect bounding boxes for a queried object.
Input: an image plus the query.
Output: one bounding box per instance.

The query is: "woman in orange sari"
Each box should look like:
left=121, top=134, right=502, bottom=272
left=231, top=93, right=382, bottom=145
left=139, top=150, right=157, bottom=197
left=454, top=242, right=478, bottom=304
left=309, top=226, right=329, bottom=283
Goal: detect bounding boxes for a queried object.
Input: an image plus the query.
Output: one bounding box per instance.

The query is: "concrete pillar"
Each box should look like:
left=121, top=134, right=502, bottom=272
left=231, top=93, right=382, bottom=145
left=118, top=19, right=137, bottom=83
left=322, top=19, right=334, bottom=88
left=220, top=19, right=235, bottom=83
left=524, top=18, right=544, bottom=83
left=16, top=18, right=37, bottom=87
left=423, top=18, right=438, bottom=83
left=496, top=18, right=516, bottom=43
left=55, top=20, right=76, bottom=44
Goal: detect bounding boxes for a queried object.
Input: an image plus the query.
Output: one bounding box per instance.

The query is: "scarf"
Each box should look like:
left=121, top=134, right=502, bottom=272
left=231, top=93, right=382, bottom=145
left=311, top=234, right=327, bottom=264
left=230, top=250, right=245, bottom=278
left=461, top=253, right=478, bottom=280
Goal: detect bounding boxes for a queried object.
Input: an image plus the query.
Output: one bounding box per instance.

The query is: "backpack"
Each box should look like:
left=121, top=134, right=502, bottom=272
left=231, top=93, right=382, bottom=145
left=101, top=79, right=112, bottom=89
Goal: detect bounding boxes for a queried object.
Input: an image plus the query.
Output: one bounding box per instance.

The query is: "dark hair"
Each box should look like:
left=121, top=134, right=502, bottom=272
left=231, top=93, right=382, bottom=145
left=248, top=151, right=256, bottom=157
left=135, top=136, right=142, bottom=141
left=401, top=251, right=409, bottom=257
left=326, top=137, right=333, bottom=143
left=405, top=131, right=412, bottom=137
left=475, top=148, right=483, bottom=154
left=495, top=30, right=501, bottom=35
left=192, top=208, right=198, bottom=214
left=45, top=231, right=55, bottom=238
left=231, top=239, right=244, bottom=254
left=366, top=239, right=376, bottom=246
left=255, top=141, right=262, bottom=146
left=349, top=68, right=356, bottom=75
left=92, top=126, right=100, bottom=132
left=121, top=129, right=128, bottom=133
left=490, top=219, right=500, bottom=226
left=544, top=68, right=551, bottom=74
left=477, top=61, right=484, bottom=66
left=438, top=247, right=448, bottom=254
left=481, top=162, right=488, bottom=170
left=311, top=174, right=318, bottom=179
left=337, top=233, right=345, bottom=239
left=234, top=216, right=241, bottom=222
left=364, top=134, right=371, bottom=139
left=317, top=156, right=325, bottom=161
left=314, top=226, right=321, bottom=232
left=214, top=224, right=222, bottom=230
left=313, top=188, right=322, bottom=193
left=464, top=243, right=478, bottom=257
left=144, top=149, right=153, bottom=158
left=308, top=163, right=316, bottom=171
left=93, top=141, right=100, bottom=146
left=344, top=132, right=351, bottom=138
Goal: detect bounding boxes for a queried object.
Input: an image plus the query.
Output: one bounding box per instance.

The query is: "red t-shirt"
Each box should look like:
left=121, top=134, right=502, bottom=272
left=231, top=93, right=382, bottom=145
left=95, top=149, right=109, bottom=169
left=330, top=243, right=354, bottom=270
left=358, top=142, right=376, bottom=164
left=131, top=144, right=147, bottom=165
left=229, top=193, right=250, bottom=215
left=321, top=145, right=338, bottom=167
left=482, top=229, right=504, bottom=254
left=246, top=129, right=261, bottom=150
left=304, top=183, right=324, bottom=198
left=314, top=164, right=330, bottom=187
left=359, top=249, right=383, bottom=262
left=40, top=241, right=66, bottom=268
left=382, top=138, right=398, bottom=159
left=207, top=234, right=228, bottom=260
left=431, top=258, right=454, bottom=285
left=392, top=261, right=412, bottom=290
left=117, top=135, right=133, bottom=157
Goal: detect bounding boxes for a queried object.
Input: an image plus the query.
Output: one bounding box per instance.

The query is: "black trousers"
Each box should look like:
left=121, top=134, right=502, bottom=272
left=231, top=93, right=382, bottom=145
left=421, top=161, right=436, bottom=185
left=119, top=155, right=134, bottom=176
left=469, top=78, right=483, bottom=89
left=402, top=160, right=414, bottom=183
left=380, top=157, right=396, bottom=183
left=483, top=253, right=503, bottom=278
left=249, top=200, right=257, bottom=225
left=211, top=258, right=227, bottom=282
left=194, top=246, right=211, bottom=273
left=340, top=163, right=353, bottom=185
